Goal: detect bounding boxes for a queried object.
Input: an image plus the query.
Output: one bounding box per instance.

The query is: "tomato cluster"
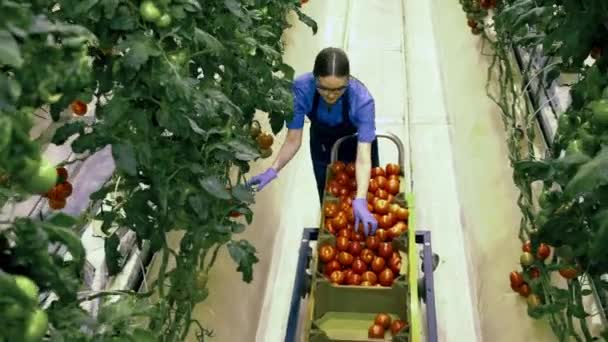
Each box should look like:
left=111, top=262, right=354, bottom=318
left=249, top=121, right=274, bottom=159
left=43, top=167, right=73, bottom=210
left=368, top=313, right=408, bottom=338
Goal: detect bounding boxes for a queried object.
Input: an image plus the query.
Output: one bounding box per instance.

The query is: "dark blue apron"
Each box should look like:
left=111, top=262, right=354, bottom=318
left=309, top=90, right=379, bottom=203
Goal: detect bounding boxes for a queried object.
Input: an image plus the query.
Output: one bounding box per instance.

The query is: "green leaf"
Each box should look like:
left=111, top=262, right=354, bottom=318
left=194, top=28, right=224, bottom=54
left=47, top=213, right=78, bottom=228
left=112, top=143, right=137, bottom=176
left=52, top=122, right=85, bottom=145
left=224, top=0, right=244, bottom=18
left=278, top=63, right=295, bottom=80
left=227, top=239, right=259, bottom=283
left=120, top=36, right=161, bottom=70
left=104, top=233, right=122, bottom=275
left=581, top=289, right=593, bottom=296
left=269, top=112, right=285, bottom=135
left=0, top=30, right=23, bottom=68
left=295, top=8, right=318, bottom=34
left=513, top=160, right=554, bottom=181
left=231, top=184, right=254, bottom=204
left=44, top=224, right=86, bottom=269
left=231, top=223, right=245, bottom=234
left=74, top=0, right=99, bottom=14
left=188, top=195, right=209, bottom=221
left=568, top=305, right=588, bottom=319
left=214, top=225, right=231, bottom=233
left=226, top=139, right=260, bottom=161
left=187, top=117, right=205, bottom=135
left=565, top=146, right=608, bottom=197
left=200, top=176, right=231, bottom=200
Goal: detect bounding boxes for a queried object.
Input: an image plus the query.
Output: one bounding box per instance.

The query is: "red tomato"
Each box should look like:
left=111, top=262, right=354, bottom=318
left=361, top=271, right=377, bottom=284
left=377, top=242, right=394, bottom=259
left=375, top=313, right=392, bottom=329
left=335, top=171, right=349, bottom=186
left=390, top=320, right=408, bottom=335
left=386, top=179, right=400, bottom=195
left=388, top=174, right=400, bottom=181
left=360, top=280, right=373, bottom=286
left=378, top=214, right=394, bottom=229
left=522, top=240, right=532, bottom=253
left=376, top=188, right=389, bottom=200
left=368, top=179, right=379, bottom=193
left=345, top=163, right=356, bottom=177
left=536, top=243, right=551, bottom=260
left=71, top=100, right=87, bottom=116
left=352, top=231, right=364, bottom=242
left=352, top=258, right=367, bottom=274
left=529, top=267, right=541, bottom=279
left=375, top=176, right=387, bottom=190
left=365, top=236, right=380, bottom=251
left=386, top=163, right=400, bottom=176
left=324, top=260, right=342, bottom=276
left=323, top=202, right=338, bottom=218
left=348, top=241, right=363, bottom=256
left=379, top=268, right=395, bottom=286
left=374, top=199, right=389, bottom=214
left=336, top=236, right=349, bottom=251
left=388, top=255, right=401, bottom=274
left=329, top=270, right=345, bottom=284
left=338, top=252, right=354, bottom=266
left=518, top=283, right=531, bottom=297
left=331, top=161, right=345, bottom=174
left=375, top=228, right=389, bottom=242
left=360, top=249, right=375, bottom=264
left=330, top=184, right=341, bottom=197
left=509, top=271, right=524, bottom=287
left=559, top=267, right=577, bottom=279
left=325, top=220, right=336, bottom=235
left=48, top=198, right=66, bottom=210
left=368, top=324, right=385, bottom=338
left=333, top=216, right=348, bottom=230
left=319, top=245, right=337, bottom=263
left=371, top=257, right=386, bottom=273
left=371, top=167, right=386, bottom=177
left=346, top=272, right=362, bottom=285
left=395, top=207, right=409, bottom=221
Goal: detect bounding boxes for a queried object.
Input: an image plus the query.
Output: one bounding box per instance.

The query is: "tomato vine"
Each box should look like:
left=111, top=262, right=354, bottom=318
left=1, top=0, right=317, bottom=341
left=459, top=0, right=608, bottom=340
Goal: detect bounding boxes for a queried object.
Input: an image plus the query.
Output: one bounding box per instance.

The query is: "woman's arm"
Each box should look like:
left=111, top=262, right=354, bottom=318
left=355, top=142, right=372, bottom=199
left=271, top=128, right=303, bottom=172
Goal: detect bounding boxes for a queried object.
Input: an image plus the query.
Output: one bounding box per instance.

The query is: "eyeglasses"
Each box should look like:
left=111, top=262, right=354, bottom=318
left=316, top=80, right=349, bottom=95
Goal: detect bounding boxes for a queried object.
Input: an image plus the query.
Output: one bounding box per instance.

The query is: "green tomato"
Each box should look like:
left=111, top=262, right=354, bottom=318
left=140, top=1, right=161, bottom=22
left=566, top=139, right=583, bottom=155
left=23, top=309, right=48, bottom=342
left=168, top=51, right=188, bottom=65
left=22, top=158, right=57, bottom=194
left=3, top=303, right=24, bottom=319
left=520, top=252, right=535, bottom=267
left=156, top=13, right=172, bottom=27
left=589, top=99, right=608, bottom=127
left=15, top=276, right=39, bottom=301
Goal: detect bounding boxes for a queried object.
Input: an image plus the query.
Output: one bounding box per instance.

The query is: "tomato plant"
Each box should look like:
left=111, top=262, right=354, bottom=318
left=1, top=0, right=318, bottom=340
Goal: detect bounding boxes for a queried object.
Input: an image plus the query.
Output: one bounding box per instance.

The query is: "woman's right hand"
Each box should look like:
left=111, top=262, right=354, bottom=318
left=247, top=168, right=278, bottom=191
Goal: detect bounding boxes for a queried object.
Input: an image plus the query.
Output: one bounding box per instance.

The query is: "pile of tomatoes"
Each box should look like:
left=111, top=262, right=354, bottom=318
left=318, top=162, right=409, bottom=287
left=368, top=313, right=408, bottom=338
left=43, top=167, right=73, bottom=210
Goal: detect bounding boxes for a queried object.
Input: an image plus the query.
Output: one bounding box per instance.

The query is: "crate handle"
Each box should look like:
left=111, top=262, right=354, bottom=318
left=329, top=131, right=406, bottom=171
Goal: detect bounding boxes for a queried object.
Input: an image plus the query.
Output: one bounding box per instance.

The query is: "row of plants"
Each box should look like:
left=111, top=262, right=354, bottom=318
left=459, top=0, right=608, bottom=340
left=0, top=0, right=316, bottom=341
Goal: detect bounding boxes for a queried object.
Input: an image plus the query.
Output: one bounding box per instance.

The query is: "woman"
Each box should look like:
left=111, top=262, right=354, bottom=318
left=248, top=47, right=379, bottom=236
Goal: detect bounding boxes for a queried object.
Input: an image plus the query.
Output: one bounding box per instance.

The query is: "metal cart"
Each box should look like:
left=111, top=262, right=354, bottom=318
left=284, top=132, right=439, bottom=342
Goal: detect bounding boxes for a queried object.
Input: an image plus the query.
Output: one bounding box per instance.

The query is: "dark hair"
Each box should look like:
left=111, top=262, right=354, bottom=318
left=313, top=47, right=350, bottom=78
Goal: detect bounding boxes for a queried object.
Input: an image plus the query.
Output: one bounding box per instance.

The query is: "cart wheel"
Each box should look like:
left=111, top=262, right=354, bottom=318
left=302, top=270, right=312, bottom=299
left=420, top=252, right=440, bottom=273
left=418, top=277, right=426, bottom=302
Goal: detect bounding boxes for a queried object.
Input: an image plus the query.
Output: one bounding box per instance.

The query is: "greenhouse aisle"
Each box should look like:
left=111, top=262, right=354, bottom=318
left=254, top=0, right=479, bottom=341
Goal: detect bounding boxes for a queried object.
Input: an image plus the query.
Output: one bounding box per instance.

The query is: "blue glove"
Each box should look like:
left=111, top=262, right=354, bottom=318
left=352, top=198, right=378, bottom=236
left=247, top=168, right=278, bottom=191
